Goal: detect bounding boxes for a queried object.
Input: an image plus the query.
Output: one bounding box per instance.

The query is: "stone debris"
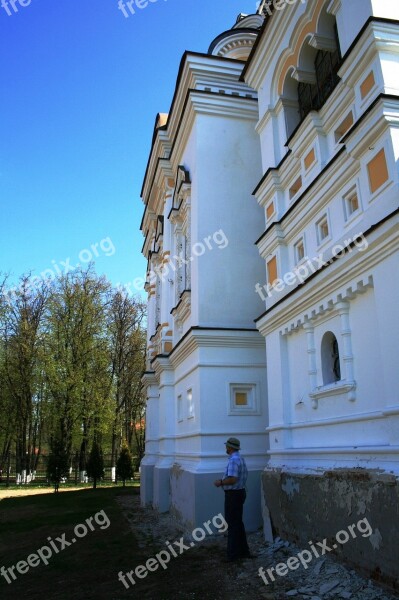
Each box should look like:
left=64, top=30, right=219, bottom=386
left=118, top=495, right=399, bottom=600
left=319, top=579, right=341, bottom=594
left=312, top=559, right=326, bottom=575
left=234, top=530, right=398, bottom=600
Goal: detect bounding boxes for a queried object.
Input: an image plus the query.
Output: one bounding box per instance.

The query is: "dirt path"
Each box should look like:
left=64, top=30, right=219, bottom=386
left=0, top=486, right=84, bottom=498
left=115, top=494, right=399, bottom=600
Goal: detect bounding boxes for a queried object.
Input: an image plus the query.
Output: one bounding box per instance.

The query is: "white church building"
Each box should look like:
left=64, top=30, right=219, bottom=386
left=140, top=0, right=399, bottom=585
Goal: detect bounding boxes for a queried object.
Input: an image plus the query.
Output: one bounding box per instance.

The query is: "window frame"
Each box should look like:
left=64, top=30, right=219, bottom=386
left=321, top=331, right=341, bottom=385
left=316, top=213, right=331, bottom=246
left=342, top=185, right=361, bottom=222
left=228, top=383, right=261, bottom=416
left=187, top=388, right=194, bottom=419
left=177, top=394, right=183, bottom=422
left=294, top=237, right=306, bottom=264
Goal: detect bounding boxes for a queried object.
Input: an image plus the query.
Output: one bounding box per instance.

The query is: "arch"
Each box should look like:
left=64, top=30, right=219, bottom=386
left=321, top=331, right=341, bottom=385
left=277, top=0, right=327, bottom=97
left=297, top=34, right=319, bottom=74
left=282, top=66, right=298, bottom=101
left=277, top=8, right=341, bottom=136
left=316, top=3, right=340, bottom=47
left=281, top=67, right=301, bottom=139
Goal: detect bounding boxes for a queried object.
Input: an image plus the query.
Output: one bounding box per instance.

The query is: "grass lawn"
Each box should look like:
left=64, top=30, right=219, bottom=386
left=0, top=486, right=145, bottom=600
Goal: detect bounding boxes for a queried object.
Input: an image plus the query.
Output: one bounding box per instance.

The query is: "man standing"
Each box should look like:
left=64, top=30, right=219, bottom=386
left=214, top=437, right=251, bottom=561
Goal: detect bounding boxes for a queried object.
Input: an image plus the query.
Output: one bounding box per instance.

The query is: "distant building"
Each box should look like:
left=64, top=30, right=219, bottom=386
left=140, top=0, right=399, bottom=584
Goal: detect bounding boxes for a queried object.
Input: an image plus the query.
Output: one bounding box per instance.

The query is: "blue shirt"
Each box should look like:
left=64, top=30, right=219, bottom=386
left=223, top=451, right=248, bottom=490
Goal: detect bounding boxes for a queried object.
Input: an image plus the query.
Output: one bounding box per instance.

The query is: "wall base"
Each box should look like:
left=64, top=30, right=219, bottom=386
left=140, top=463, right=154, bottom=506
left=262, top=468, right=399, bottom=591
left=170, top=465, right=263, bottom=532
left=153, top=465, right=172, bottom=513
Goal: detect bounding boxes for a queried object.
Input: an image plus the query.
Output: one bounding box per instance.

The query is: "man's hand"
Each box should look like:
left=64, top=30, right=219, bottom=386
left=214, top=476, right=238, bottom=487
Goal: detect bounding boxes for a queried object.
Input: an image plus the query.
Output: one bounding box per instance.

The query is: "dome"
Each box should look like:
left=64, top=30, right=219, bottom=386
left=208, top=13, right=264, bottom=61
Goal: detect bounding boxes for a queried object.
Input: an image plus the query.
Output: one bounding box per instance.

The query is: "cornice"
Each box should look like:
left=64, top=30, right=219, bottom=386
left=141, top=371, right=158, bottom=387
left=339, top=21, right=399, bottom=90
left=255, top=146, right=348, bottom=247
left=344, top=96, right=399, bottom=159
left=168, top=327, right=264, bottom=368
left=256, top=211, right=399, bottom=334
left=209, top=31, right=259, bottom=60
left=169, top=89, right=258, bottom=177
left=141, top=52, right=255, bottom=206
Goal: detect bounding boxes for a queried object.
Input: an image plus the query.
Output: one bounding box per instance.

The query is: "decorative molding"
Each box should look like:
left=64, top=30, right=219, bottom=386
left=267, top=445, right=399, bottom=456
left=170, top=165, right=191, bottom=217
left=280, top=275, right=374, bottom=336
left=267, top=406, right=399, bottom=433
left=326, top=0, right=342, bottom=17
left=141, top=371, right=158, bottom=387
left=309, top=33, right=337, bottom=52
left=309, top=380, right=357, bottom=409
left=292, top=67, right=317, bottom=85
left=169, top=328, right=265, bottom=369
left=171, top=290, right=191, bottom=335
left=215, top=36, right=257, bottom=60
left=149, top=322, right=173, bottom=357
left=228, top=382, right=261, bottom=416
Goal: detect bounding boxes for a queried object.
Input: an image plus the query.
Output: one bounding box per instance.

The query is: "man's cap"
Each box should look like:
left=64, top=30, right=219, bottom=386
left=224, top=437, right=240, bottom=450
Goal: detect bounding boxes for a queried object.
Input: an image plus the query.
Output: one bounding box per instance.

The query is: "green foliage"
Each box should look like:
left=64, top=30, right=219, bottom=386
left=0, top=267, right=147, bottom=480
left=116, top=442, right=134, bottom=486
left=47, top=438, right=69, bottom=484
left=86, top=441, right=104, bottom=489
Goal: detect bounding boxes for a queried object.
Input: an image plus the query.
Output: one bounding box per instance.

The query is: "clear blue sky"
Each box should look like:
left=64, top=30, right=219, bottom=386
left=0, top=0, right=257, bottom=296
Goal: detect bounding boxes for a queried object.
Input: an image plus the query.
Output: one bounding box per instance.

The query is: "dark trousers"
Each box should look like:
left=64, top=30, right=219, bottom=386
left=224, top=489, right=249, bottom=559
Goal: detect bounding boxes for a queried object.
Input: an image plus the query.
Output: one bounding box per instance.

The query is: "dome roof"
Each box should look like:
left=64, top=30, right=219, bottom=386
left=208, top=13, right=264, bottom=61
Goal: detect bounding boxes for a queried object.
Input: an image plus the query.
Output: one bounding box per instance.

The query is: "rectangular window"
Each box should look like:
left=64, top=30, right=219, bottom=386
left=316, top=215, right=330, bottom=245
left=266, top=201, right=275, bottom=220
left=304, top=148, right=316, bottom=171
left=229, top=384, right=260, bottom=416
left=177, top=395, right=183, bottom=422
left=235, top=392, right=248, bottom=406
left=334, top=111, right=354, bottom=142
left=187, top=389, right=194, bottom=419
left=267, top=256, right=278, bottom=285
left=343, top=188, right=360, bottom=220
left=360, top=71, right=375, bottom=99
left=367, top=148, right=389, bottom=194
left=289, top=176, right=302, bottom=200
left=294, top=238, right=305, bottom=263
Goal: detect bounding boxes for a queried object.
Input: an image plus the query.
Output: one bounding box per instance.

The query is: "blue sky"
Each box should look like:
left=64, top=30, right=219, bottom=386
left=0, top=0, right=257, bottom=296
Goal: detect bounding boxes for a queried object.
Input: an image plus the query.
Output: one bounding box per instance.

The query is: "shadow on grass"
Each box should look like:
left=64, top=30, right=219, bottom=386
left=0, top=487, right=142, bottom=600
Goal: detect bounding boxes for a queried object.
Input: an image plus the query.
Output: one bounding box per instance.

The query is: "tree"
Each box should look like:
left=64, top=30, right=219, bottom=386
left=0, top=275, right=49, bottom=482
left=47, top=438, right=69, bottom=492
left=86, top=440, right=104, bottom=489
left=0, top=269, right=147, bottom=486
left=116, top=442, right=134, bottom=486
left=107, top=290, right=146, bottom=473
left=43, top=267, right=112, bottom=472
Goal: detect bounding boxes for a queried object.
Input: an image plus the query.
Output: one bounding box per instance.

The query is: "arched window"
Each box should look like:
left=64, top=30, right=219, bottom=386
left=297, top=23, right=341, bottom=122
left=282, top=71, right=302, bottom=139
left=321, top=331, right=341, bottom=385
left=298, top=80, right=319, bottom=121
